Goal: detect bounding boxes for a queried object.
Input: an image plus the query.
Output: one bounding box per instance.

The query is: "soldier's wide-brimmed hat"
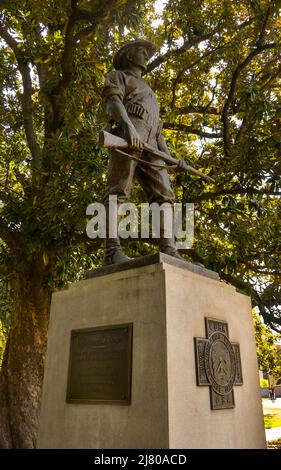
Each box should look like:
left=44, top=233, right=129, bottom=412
left=113, top=39, right=157, bottom=70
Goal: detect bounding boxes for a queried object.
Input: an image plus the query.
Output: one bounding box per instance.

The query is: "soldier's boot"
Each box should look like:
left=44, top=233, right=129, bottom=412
left=104, top=238, right=130, bottom=266
left=103, top=197, right=131, bottom=266
left=159, top=237, right=205, bottom=266
left=159, top=236, right=186, bottom=261
left=158, top=203, right=205, bottom=266
left=158, top=202, right=186, bottom=261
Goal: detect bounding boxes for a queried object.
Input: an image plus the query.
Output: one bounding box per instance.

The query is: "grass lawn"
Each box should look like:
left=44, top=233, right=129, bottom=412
left=263, top=408, right=281, bottom=429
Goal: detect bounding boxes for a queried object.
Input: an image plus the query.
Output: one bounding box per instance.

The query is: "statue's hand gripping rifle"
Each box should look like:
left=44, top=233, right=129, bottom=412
left=99, top=130, right=214, bottom=183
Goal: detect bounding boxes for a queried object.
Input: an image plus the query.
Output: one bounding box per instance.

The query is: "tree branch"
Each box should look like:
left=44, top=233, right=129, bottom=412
left=48, top=0, right=118, bottom=132
left=187, top=247, right=280, bottom=330
left=259, top=63, right=281, bottom=91
left=195, top=187, right=281, bottom=202
left=48, top=3, right=79, bottom=131
left=235, top=108, right=257, bottom=145
left=0, top=22, right=41, bottom=171
left=170, top=105, right=220, bottom=116
left=32, top=24, right=47, bottom=91
left=244, top=261, right=277, bottom=276
left=18, top=60, right=41, bottom=170
left=255, top=1, right=273, bottom=48
left=216, top=270, right=278, bottom=328
left=147, top=16, right=256, bottom=75
left=74, top=23, right=97, bottom=41
left=146, top=32, right=215, bottom=73
left=219, top=271, right=255, bottom=297
left=170, top=44, right=225, bottom=108
left=221, top=42, right=276, bottom=156
left=220, top=3, right=276, bottom=155
left=162, top=122, right=220, bottom=138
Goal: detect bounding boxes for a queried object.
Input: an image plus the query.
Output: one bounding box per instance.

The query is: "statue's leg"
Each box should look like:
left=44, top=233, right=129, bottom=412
left=103, top=149, right=137, bottom=265
left=136, top=155, right=185, bottom=260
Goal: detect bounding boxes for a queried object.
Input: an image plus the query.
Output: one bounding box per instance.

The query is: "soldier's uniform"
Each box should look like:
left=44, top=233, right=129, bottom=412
left=102, top=69, right=175, bottom=205
left=102, top=40, right=182, bottom=265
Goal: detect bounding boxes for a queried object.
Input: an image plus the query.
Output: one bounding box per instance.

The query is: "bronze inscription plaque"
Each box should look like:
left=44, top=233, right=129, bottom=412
left=66, top=323, right=133, bottom=404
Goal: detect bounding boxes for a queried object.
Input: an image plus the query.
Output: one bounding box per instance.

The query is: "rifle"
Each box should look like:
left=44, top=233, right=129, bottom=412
left=99, top=130, right=214, bottom=183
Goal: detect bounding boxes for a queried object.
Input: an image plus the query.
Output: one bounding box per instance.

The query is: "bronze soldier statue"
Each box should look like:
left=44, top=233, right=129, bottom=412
left=102, top=39, right=187, bottom=266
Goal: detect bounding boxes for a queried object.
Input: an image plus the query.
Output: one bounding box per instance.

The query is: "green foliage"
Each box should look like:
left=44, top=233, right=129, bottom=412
left=148, top=0, right=281, bottom=330
left=260, top=378, right=269, bottom=388
left=254, top=311, right=281, bottom=379
left=0, top=0, right=154, bottom=288
left=264, top=411, right=281, bottom=429
left=0, top=0, right=280, bottom=330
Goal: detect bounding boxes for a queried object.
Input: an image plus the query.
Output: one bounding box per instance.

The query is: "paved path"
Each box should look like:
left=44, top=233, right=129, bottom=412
left=262, top=397, right=281, bottom=409
left=265, top=426, right=281, bottom=441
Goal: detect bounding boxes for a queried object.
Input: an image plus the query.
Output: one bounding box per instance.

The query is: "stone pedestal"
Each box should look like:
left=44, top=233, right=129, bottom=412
left=38, top=253, right=266, bottom=449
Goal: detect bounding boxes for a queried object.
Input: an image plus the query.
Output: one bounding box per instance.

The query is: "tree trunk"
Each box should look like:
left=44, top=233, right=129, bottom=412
left=0, top=259, right=51, bottom=448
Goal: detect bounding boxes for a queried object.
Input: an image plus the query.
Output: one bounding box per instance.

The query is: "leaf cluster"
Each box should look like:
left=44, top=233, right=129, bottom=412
left=0, top=0, right=280, bottom=330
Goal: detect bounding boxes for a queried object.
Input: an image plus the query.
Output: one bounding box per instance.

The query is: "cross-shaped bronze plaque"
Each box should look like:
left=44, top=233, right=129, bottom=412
left=194, top=317, right=243, bottom=410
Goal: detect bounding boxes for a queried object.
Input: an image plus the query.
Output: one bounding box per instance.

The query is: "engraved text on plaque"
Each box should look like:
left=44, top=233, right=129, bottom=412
left=66, top=323, right=133, bottom=404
